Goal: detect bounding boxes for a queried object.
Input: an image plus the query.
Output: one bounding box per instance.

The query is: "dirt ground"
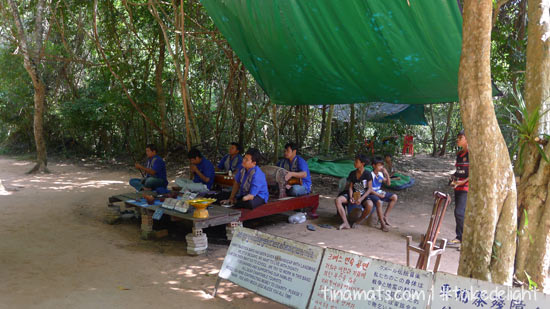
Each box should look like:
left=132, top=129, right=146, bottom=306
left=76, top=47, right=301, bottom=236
left=0, top=154, right=460, bottom=308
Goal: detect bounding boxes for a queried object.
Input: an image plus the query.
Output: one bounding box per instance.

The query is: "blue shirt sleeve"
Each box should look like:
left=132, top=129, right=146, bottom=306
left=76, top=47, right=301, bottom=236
left=235, top=168, right=244, bottom=185
left=296, top=156, right=308, bottom=172
left=249, top=172, right=260, bottom=197
left=235, top=155, right=243, bottom=171
left=152, top=156, right=167, bottom=181
left=217, top=155, right=228, bottom=170
left=202, top=160, right=216, bottom=189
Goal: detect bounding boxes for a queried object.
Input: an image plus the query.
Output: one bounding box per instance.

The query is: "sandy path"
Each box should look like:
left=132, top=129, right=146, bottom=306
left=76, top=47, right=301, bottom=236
left=0, top=155, right=459, bottom=308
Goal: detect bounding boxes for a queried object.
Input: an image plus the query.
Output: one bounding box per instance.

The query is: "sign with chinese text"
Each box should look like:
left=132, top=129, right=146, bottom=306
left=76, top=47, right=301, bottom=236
left=219, top=227, right=323, bottom=309
left=433, top=272, right=548, bottom=309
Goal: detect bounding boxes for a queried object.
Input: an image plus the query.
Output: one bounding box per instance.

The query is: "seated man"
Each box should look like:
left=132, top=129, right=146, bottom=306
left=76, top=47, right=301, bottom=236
left=217, top=142, right=243, bottom=174
left=175, top=148, right=215, bottom=192
left=129, top=144, right=168, bottom=192
left=221, top=148, right=269, bottom=209
left=368, top=156, right=398, bottom=230
left=334, top=154, right=375, bottom=230
left=276, top=142, right=312, bottom=196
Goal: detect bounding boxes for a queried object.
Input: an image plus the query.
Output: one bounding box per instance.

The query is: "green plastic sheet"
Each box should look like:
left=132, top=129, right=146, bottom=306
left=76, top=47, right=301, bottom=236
left=201, top=0, right=463, bottom=105
left=307, top=157, right=413, bottom=190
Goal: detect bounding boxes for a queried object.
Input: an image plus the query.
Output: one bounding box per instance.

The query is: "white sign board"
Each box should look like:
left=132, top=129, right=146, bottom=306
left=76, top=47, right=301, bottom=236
left=309, top=248, right=432, bottom=309
left=433, top=272, right=549, bottom=309
left=219, top=227, right=324, bottom=309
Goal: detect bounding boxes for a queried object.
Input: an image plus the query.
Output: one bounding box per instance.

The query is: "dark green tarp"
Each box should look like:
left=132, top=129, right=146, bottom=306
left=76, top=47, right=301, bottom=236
left=201, top=0, right=463, bottom=106
left=307, top=157, right=413, bottom=190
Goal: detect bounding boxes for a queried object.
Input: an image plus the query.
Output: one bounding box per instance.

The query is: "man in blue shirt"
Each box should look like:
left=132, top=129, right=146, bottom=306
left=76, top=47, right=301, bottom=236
left=188, top=148, right=215, bottom=190
left=217, top=142, right=243, bottom=173
left=129, top=144, right=168, bottom=192
left=276, top=142, right=312, bottom=196
left=221, top=148, right=269, bottom=209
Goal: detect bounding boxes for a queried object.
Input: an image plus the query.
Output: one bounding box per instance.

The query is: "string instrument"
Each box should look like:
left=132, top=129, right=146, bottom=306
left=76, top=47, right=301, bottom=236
left=214, top=173, right=235, bottom=186
left=125, top=141, right=145, bottom=177
left=287, top=177, right=302, bottom=186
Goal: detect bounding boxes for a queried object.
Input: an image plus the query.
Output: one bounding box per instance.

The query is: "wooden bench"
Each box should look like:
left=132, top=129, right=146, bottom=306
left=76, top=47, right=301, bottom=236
left=239, top=194, right=319, bottom=221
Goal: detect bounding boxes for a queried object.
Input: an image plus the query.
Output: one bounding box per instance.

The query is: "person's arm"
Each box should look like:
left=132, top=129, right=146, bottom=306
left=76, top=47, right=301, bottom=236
left=216, top=156, right=226, bottom=172
left=135, top=163, right=156, bottom=176
left=285, top=171, right=307, bottom=180
left=284, top=158, right=309, bottom=180
left=222, top=181, right=240, bottom=204
left=348, top=182, right=355, bottom=203
left=381, top=167, right=391, bottom=186
left=453, top=177, right=469, bottom=188
left=191, top=165, right=211, bottom=184
left=359, top=180, right=373, bottom=203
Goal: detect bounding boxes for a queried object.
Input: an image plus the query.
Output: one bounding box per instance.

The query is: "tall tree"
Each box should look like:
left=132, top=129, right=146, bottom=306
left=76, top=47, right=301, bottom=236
left=515, top=0, right=550, bottom=289
left=439, top=103, right=455, bottom=156
left=457, top=0, right=518, bottom=284
left=321, top=105, right=334, bottom=154
left=2, top=0, right=52, bottom=173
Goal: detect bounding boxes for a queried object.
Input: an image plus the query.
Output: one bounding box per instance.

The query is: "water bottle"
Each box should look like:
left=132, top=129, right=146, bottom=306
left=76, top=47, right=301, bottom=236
left=288, top=212, right=306, bottom=224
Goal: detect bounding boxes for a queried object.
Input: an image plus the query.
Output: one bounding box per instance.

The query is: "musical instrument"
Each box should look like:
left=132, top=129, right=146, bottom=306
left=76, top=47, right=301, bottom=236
left=287, top=177, right=303, bottom=186
left=214, top=173, right=235, bottom=186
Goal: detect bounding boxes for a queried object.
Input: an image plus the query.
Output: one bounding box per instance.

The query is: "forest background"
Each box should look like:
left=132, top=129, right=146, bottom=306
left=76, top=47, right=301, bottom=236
left=0, top=0, right=528, bottom=164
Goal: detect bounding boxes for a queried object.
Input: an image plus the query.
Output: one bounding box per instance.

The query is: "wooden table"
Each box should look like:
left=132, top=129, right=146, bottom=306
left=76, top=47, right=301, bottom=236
left=122, top=196, right=241, bottom=255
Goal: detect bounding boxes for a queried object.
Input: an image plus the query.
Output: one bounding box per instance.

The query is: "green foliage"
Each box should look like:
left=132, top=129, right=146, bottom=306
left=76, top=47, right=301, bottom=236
left=501, top=88, right=549, bottom=172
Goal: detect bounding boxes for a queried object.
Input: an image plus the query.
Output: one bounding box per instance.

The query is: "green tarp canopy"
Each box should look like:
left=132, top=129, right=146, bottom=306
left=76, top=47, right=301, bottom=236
left=201, top=0, right=463, bottom=106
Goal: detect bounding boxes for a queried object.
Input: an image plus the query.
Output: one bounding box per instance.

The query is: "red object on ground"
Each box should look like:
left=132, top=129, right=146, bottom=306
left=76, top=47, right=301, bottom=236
left=238, top=194, right=320, bottom=221
left=403, top=135, right=414, bottom=155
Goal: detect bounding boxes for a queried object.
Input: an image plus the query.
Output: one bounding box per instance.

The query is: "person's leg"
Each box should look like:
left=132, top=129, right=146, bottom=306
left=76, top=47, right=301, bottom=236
left=371, top=197, right=388, bottom=232
left=287, top=185, right=308, bottom=197
left=454, top=191, right=467, bottom=241
left=143, top=177, right=165, bottom=191
left=354, top=199, right=375, bottom=226
left=383, top=193, right=398, bottom=226
left=129, top=178, right=144, bottom=192
left=334, top=195, right=351, bottom=230
left=234, top=196, right=265, bottom=209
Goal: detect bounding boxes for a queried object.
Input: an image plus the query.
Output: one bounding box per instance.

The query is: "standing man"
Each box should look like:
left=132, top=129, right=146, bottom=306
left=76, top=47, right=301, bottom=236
left=129, top=144, right=168, bottom=192
left=217, top=142, right=243, bottom=173
left=276, top=142, right=312, bottom=196
left=449, top=130, right=469, bottom=248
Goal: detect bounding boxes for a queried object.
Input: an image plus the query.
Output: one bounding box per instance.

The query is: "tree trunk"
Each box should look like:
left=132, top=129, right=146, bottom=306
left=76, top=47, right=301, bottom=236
left=6, top=0, right=49, bottom=173
left=322, top=105, right=334, bottom=154
left=348, top=104, right=355, bottom=155
left=457, top=0, right=517, bottom=285
left=319, top=105, right=327, bottom=152
left=28, top=80, right=48, bottom=173
left=514, top=0, right=550, bottom=290
left=271, top=104, right=279, bottom=163
left=428, top=105, right=438, bottom=156
left=439, top=103, right=455, bottom=156
left=155, top=28, right=167, bottom=153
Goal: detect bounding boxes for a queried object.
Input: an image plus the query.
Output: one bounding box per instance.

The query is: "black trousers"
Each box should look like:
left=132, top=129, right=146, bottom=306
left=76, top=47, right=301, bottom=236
left=235, top=196, right=266, bottom=209
left=454, top=190, right=468, bottom=241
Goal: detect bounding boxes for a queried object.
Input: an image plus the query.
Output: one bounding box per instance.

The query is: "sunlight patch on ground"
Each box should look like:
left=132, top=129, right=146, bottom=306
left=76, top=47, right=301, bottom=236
left=22, top=177, right=124, bottom=190
left=12, top=162, right=31, bottom=166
